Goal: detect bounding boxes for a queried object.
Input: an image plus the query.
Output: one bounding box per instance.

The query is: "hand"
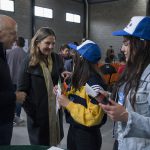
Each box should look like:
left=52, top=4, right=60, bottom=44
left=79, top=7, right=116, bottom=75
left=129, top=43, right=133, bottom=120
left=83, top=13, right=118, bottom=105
left=15, top=91, right=27, bottom=103
left=58, top=94, right=70, bottom=107
left=99, top=100, right=128, bottom=122
left=61, top=71, right=72, bottom=81
left=99, top=90, right=111, bottom=98
left=53, top=85, right=58, bottom=95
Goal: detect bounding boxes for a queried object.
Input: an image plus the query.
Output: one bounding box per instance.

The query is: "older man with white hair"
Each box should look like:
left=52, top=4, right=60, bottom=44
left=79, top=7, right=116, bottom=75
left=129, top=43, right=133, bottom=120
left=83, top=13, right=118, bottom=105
left=0, top=15, right=26, bottom=145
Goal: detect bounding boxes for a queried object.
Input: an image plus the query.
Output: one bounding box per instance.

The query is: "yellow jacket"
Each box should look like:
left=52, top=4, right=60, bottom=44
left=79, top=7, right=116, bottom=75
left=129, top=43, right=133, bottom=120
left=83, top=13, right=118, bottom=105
left=65, top=75, right=106, bottom=128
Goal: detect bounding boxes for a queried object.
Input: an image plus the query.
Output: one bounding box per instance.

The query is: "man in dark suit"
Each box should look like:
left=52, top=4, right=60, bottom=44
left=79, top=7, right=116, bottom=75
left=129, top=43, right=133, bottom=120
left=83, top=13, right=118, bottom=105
left=0, top=15, right=26, bottom=145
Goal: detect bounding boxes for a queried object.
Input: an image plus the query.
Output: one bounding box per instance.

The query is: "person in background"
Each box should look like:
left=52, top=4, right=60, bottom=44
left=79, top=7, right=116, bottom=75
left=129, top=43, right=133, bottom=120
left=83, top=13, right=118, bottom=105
left=17, top=27, right=64, bottom=146
left=117, top=51, right=126, bottom=75
left=58, top=40, right=107, bottom=150
left=100, top=58, right=117, bottom=83
left=64, top=55, right=73, bottom=72
left=100, top=16, right=150, bottom=150
left=0, top=15, right=26, bottom=145
left=59, top=44, right=70, bottom=61
left=105, top=45, right=116, bottom=63
left=63, top=41, right=79, bottom=73
left=7, top=36, right=27, bottom=126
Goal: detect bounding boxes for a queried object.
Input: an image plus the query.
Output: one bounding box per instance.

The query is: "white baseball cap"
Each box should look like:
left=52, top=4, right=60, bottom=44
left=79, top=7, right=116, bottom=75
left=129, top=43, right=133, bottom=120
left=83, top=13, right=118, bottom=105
left=112, top=16, right=150, bottom=40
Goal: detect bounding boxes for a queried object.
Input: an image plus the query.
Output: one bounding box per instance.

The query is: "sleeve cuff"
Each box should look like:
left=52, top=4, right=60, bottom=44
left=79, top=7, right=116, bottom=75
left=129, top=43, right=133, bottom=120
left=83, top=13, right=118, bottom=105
left=122, top=111, right=132, bottom=137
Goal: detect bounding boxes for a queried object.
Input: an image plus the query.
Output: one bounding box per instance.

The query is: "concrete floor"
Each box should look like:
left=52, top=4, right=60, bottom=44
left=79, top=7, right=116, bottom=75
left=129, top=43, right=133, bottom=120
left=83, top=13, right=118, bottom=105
left=11, top=110, right=114, bottom=149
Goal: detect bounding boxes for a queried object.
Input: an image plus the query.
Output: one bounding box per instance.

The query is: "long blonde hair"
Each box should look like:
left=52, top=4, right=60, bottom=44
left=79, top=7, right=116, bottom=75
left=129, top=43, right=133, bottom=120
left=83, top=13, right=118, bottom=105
left=29, top=27, right=56, bottom=66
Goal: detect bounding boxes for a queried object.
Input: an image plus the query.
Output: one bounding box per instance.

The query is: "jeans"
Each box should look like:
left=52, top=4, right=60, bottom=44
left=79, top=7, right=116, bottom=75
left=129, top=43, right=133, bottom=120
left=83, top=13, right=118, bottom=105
left=113, top=140, right=118, bottom=150
left=15, top=103, right=22, bottom=117
left=13, top=84, right=22, bottom=117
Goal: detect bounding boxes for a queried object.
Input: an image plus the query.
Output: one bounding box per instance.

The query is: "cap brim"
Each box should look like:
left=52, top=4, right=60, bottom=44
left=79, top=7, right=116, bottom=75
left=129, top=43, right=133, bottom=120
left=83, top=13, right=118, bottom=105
left=112, top=30, right=130, bottom=36
left=68, top=43, right=77, bottom=50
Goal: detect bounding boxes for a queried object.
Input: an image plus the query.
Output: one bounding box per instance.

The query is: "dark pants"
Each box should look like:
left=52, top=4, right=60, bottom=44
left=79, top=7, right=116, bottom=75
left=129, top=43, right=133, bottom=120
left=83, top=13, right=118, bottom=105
left=27, top=115, right=50, bottom=146
left=0, top=122, right=13, bottom=145
left=67, top=125, right=102, bottom=150
left=113, top=140, right=118, bottom=150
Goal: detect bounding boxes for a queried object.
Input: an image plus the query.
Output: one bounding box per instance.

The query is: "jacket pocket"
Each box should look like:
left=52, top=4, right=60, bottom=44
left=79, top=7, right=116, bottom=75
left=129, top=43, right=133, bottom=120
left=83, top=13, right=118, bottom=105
left=136, top=92, right=149, bottom=116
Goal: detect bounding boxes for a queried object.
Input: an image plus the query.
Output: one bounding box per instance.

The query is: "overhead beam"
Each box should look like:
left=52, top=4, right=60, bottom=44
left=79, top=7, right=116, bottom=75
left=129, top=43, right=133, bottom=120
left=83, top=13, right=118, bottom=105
left=70, top=0, right=84, bottom=3
left=83, top=0, right=89, bottom=38
left=31, top=0, right=35, bottom=37
left=146, top=0, right=150, bottom=16
left=88, top=0, right=119, bottom=4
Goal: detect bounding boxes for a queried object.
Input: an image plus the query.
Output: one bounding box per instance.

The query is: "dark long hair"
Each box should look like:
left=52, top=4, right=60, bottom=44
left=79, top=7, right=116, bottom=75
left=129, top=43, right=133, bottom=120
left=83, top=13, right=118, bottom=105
left=71, top=51, right=102, bottom=91
left=114, top=36, right=150, bottom=108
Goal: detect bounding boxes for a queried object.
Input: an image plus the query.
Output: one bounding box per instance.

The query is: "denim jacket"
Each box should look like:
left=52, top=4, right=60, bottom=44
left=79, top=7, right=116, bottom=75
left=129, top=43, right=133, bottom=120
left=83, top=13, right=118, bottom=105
left=117, top=64, right=150, bottom=150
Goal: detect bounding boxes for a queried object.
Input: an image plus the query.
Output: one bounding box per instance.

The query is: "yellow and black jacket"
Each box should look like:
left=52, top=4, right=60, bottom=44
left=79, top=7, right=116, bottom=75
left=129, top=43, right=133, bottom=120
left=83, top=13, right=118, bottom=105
left=65, top=75, right=107, bottom=130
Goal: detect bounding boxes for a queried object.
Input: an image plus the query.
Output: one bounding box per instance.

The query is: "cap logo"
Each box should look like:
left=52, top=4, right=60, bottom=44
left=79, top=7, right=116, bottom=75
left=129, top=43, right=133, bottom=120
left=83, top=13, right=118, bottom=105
left=124, top=16, right=144, bottom=34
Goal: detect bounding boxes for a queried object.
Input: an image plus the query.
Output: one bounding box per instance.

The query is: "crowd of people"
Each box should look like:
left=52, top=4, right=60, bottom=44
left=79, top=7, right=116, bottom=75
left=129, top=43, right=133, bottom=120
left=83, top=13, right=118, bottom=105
left=0, top=14, right=150, bottom=150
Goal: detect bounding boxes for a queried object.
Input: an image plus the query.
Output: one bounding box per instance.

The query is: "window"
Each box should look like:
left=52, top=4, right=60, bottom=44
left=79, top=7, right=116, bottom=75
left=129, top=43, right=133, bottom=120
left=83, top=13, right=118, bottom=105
left=0, top=0, right=14, bottom=12
left=66, top=13, right=81, bottom=23
left=34, top=6, right=53, bottom=19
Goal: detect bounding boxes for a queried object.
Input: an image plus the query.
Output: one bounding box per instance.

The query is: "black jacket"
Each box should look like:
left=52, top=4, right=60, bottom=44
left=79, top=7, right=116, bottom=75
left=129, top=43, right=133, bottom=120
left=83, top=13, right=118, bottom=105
left=0, top=42, right=15, bottom=124
left=17, top=52, right=64, bottom=123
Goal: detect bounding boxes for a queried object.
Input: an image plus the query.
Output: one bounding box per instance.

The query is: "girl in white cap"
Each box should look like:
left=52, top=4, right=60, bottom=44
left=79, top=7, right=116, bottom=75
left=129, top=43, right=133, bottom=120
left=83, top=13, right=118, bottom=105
left=100, top=16, right=150, bottom=150
left=58, top=40, right=107, bottom=150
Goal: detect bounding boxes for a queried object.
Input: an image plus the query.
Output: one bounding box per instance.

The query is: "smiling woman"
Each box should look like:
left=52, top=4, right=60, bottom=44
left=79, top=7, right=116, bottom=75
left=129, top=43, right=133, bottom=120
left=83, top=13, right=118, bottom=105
left=37, top=35, right=56, bottom=56
left=17, top=27, right=64, bottom=146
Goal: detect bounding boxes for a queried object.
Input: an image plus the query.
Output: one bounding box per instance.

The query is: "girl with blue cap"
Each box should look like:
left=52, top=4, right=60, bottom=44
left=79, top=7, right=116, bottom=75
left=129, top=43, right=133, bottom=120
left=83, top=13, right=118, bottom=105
left=100, top=16, right=150, bottom=150
left=58, top=40, right=107, bottom=150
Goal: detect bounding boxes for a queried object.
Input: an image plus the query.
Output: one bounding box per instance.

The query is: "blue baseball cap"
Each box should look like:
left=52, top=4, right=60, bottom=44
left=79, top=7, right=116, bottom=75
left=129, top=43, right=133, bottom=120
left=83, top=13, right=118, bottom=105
left=112, top=16, right=150, bottom=40
left=68, top=40, right=101, bottom=64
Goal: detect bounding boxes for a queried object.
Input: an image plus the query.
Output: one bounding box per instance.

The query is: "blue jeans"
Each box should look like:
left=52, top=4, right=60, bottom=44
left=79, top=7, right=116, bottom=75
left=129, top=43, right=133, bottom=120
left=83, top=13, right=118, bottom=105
left=15, top=103, right=22, bottom=117
left=13, top=84, right=22, bottom=117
